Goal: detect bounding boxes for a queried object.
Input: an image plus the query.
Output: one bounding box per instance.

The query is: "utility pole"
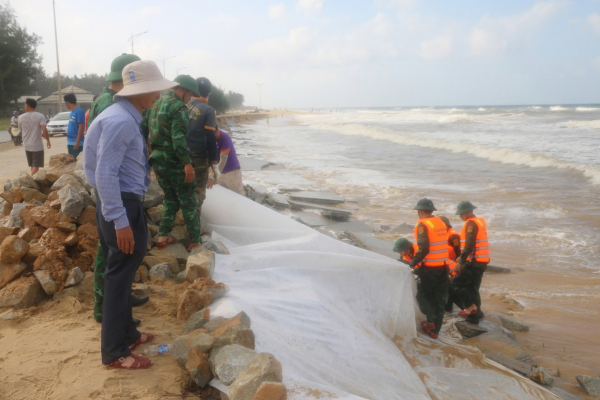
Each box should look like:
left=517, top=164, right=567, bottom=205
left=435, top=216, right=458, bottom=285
left=256, top=83, right=264, bottom=110
left=162, top=56, right=175, bottom=79
left=52, top=0, right=62, bottom=112
left=176, top=66, right=187, bottom=76
left=128, top=31, right=148, bottom=54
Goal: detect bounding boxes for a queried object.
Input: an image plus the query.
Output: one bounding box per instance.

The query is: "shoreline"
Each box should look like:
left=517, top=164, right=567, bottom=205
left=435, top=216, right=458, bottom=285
left=230, top=116, right=599, bottom=399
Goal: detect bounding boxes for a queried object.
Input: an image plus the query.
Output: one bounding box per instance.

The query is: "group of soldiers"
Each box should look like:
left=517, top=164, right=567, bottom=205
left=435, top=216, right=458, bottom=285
left=89, top=54, right=220, bottom=323
left=394, top=198, right=490, bottom=339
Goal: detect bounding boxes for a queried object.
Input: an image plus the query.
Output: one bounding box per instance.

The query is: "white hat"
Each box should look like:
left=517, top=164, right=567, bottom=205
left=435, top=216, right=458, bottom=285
left=114, top=60, right=177, bottom=98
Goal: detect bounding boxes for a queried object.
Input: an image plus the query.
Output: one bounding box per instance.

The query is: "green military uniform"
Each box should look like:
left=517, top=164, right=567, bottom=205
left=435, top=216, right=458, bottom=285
left=410, top=199, right=449, bottom=335
left=143, top=89, right=201, bottom=244
left=92, top=53, right=140, bottom=322
left=450, top=218, right=486, bottom=324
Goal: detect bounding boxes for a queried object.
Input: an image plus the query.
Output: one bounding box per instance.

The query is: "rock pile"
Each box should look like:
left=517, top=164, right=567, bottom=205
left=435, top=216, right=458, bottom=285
left=0, top=154, right=100, bottom=306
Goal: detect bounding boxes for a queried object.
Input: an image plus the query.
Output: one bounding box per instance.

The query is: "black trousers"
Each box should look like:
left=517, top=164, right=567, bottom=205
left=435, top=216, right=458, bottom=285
left=96, top=196, right=147, bottom=365
left=415, top=266, right=449, bottom=334
left=451, top=262, right=487, bottom=324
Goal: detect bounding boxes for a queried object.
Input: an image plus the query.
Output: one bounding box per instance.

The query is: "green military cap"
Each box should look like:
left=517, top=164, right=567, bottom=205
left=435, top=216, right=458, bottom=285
left=413, top=198, right=437, bottom=211
left=106, top=53, right=141, bottom=82
left=393, top=237, right=412, bottom=252
left=439, top=216, right=452, bottom=228
left=455, top=200, right=477, bottom=215
left=173, top=74, right=200, bottom=97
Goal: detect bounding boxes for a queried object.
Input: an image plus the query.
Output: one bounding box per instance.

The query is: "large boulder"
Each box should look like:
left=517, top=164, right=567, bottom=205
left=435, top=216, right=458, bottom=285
left=170, top=225, right=190, bottom=248
left=576, top=375, right=600, bottom=395
left=171, top=329, right=215, bottom=367
left=148, top=242, right=189, bottom=263
left=530, top=367, right=554, bottom=385
left=58, top=185, right=84, bottom=218
left=65, top=267, right=84, bottom=287
left=17, top=226, right=45, bottom=242
left=72, top=170, right=93, bottom=192
left=46, top=154, right=77, bottom=183
left=0, top=236, right=30, bottom=264
left=184, top=308, right=211, bottom=334
left=9, top=203, right=28, bottom=228
left=32, top=168, right=50, bottom=186
left=251, top=382, right=287, bottom=400
left=0, top=262, right=27, bottom=289
left=455, top=321, right=489, bottom=338
left=142, top=179, right=164, bottom=210
left=20, top=187, right=47, bottom=203
left=201, top=236, right=230, bottom=255
left=0, top=275, right=46, bottom=309
left=186, top=348, right=214, bottom=388
left=77, top=223, right=99, bottom=240
left=149, top=262, right=173, bottom=280
left=4, top=179, right=12, bottom=192
left=212, top=325, right=255, bottom=357
left=185, top=248, right=215, bottom=282
left=211, top=344, right=257, bottom=385
left=18, top=171, right=40, bottom=190
left=227, top=353, right=283, bottom=400
left=0, top=227, right=19, bottom=245
left=34, top=269, right=61, bottom=295
left=76, top=206, right=96, bottom=226
left=53, top=271, right=94, bottom=302
left=30, top=205, right=59, bottom=228
left=147, top=205, right=163, bottom=224
left=190, top=277, right=229, bottom=300
left=144, top=256, right=180, bottom=274
left=177, top=289, right=213, bottom=320
left=493, top=312, right=530, bottom=332
left=204, top=317, right=229, bottom=333
left=19, top=205, right=38, bottom=228
left=211, top=312, right=251, bottom=338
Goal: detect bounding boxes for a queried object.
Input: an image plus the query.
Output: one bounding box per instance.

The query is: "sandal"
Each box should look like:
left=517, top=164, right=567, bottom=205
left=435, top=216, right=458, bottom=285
left=156, top=237, right=178, bottom=249
left=106, top=354, right=152, bottom=369
left=421, top=321, right=435, bottom=333
left=129, top=332, right=155, bottom=351
left=458, top=308, right=477, bottom=317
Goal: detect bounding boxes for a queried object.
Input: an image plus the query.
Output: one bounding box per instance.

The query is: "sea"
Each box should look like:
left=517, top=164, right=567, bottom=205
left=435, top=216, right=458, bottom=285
left=234, top=105, right=600, bottom=319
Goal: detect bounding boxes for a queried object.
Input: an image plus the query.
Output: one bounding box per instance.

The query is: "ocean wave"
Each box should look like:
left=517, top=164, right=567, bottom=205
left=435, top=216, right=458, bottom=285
left=550, top=106, right=568, bottom=111
left=478, top=108, right=486, bottom=111
left=309, top=122, right=600, bottom=185
left=436, top=113, right=479, bottom=124
left=563, top=120, right=600, bottom=129
left=575, top=107, right=600, bottom=112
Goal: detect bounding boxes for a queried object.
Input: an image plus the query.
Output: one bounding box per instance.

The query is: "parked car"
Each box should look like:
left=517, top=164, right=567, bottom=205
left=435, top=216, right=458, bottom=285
left=46, top=112, right=71, bottom=136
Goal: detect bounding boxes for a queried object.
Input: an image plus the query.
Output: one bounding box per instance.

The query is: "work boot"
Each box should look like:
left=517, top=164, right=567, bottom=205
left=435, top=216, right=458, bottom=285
left=132, top=317, right=141, bottom=326
left=428, top=331, right=439, bottom=339
left=131, top=295, right=149, bottom=307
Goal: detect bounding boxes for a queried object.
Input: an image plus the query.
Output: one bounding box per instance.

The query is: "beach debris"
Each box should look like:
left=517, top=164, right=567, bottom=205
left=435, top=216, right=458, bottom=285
left=185, top=248, right=215, bottom=282
left=288, top=190, right=344, bottom=205
left=211, top=344, right=257, bottom=385
left=227, top=353, right=283, bottom=400
left=530, top=367, right=554, bottom=385
left=576, top=375, right=600, bottom=395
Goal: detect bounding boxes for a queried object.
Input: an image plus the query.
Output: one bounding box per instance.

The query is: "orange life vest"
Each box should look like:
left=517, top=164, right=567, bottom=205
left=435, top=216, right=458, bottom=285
left=414, top=217, right=449, bottom=267
left=447, top=229, right=460, bottom=276
left=460, top=217, right=490, bottom=264
left=402, top=243, right=419, bottom=266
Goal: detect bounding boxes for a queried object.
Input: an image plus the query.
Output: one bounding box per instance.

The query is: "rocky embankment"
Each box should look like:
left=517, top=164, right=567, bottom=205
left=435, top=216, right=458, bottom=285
left=0, top=153, right=286, bottom=400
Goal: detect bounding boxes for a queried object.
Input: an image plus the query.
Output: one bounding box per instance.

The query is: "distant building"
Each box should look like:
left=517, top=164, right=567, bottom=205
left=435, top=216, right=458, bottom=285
left=16, top=95, right=42, bottom=111
left=36, top=85, right=94, bottom=116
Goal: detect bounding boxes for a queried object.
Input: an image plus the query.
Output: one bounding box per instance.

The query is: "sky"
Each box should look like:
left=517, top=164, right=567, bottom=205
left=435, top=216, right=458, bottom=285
left=9, top=0, right=600, bottom=108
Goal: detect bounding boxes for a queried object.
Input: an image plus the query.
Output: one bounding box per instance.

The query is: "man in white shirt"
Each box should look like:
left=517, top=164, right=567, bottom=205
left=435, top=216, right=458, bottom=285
left=18, top=98, right=51, bottom=175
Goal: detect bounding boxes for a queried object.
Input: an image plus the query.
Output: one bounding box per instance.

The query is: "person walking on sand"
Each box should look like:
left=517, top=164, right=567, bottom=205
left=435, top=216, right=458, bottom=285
left=83, top=60, right=177, bottom=369
left=451, top=201, right=490, bottom=325
left=18, top=98, right=51, bottom=175
left=87, top=53, right=145, bottom=325
left=64, top=93, right=85, bottom=159
left=409, top=198, right=449, bottom=339
left=215, top=127, right=245, bottom=195
left=186, top=77, right=218, bottom=216
left=143, top=74, right=202, bottom=251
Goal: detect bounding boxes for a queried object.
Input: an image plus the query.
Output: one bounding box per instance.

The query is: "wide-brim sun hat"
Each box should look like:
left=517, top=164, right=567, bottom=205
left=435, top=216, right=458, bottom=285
left=115, top=60, right=177, bottom=98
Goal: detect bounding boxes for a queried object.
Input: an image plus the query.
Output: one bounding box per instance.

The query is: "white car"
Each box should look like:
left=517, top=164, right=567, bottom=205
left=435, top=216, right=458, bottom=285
left=46, top=112, right=71, bottom=136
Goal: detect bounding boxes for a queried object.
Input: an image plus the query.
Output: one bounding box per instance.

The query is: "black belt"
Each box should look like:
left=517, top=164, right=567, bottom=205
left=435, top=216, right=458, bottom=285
left=121, top=192, right=144, bottom=202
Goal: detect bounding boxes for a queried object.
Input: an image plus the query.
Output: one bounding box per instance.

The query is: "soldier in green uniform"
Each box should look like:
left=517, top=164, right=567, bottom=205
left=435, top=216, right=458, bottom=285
left=451, top=201, right=490, bottom=325
left=143, top=75, right=202, bottom=251
left=409, top=198, right=449, bottom=339
left=88, top=53, right=143, bottom=324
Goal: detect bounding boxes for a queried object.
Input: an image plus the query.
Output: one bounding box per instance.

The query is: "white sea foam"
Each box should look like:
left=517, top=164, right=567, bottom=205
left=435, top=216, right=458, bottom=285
left=309, top=122, right=600, bottom=185
left=478, top=108, right=486, bottom=111
left=575, top=107, right=600, bottom=112
left=550, top=106, right=568, bottom=111
left=563, top=119, right=600, bottom=129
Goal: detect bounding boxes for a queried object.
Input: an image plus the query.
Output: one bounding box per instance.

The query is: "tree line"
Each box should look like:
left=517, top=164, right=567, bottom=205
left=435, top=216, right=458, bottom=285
left=0, top=4, right=245, bottom=115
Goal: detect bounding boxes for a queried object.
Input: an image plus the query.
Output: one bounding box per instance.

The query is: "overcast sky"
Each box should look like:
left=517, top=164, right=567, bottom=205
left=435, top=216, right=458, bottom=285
left=10, top=0, right=600, bottom=108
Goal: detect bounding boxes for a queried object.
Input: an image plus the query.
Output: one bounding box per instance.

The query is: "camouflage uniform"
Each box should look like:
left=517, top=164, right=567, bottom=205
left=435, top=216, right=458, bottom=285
left=143, top=92, right=201, bottom=244
left=87, top=88, right=118, bottom=322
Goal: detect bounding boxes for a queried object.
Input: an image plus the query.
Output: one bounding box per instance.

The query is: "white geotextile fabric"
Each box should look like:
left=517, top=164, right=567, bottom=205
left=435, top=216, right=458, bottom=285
left=203, top=186, right=431, bottom=400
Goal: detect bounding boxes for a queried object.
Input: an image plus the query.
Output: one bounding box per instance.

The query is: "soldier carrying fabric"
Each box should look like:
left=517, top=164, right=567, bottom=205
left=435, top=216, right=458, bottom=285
left=143, top=75, right=202, bottom=251
left=88, top=53, right=145, bottom=324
